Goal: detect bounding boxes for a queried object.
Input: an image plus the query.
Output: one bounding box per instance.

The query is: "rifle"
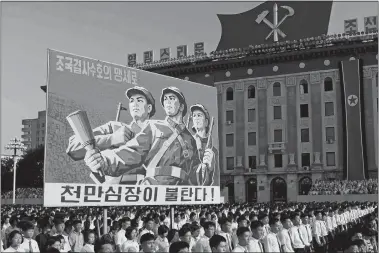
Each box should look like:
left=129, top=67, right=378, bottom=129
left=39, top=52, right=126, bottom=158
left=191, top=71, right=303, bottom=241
left=197, top=117, right=215, bottom=185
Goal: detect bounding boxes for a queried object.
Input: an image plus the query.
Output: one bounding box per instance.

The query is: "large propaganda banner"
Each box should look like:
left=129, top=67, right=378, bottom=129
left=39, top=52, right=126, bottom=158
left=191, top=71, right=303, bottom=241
left=44, top=49, right=220, bottom=207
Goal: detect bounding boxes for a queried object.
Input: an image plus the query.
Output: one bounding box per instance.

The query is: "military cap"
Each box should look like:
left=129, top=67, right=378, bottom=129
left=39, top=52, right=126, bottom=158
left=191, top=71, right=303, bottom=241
left=126, top=86, right=156, bottom=117
left=161, top=86, right=187, bottom=116
left=190, top=104, right=210, bottom=120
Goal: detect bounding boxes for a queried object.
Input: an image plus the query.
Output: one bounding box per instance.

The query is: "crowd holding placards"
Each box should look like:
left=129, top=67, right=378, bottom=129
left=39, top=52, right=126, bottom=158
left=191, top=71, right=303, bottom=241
left=0, top=201, right=377, bottom=253
left=308, top=179, right=378, bottom=195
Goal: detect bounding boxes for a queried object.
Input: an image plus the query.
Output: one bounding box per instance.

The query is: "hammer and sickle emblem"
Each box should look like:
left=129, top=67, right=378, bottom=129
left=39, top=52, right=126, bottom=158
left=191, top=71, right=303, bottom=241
left=255, top=3, right=295, bottom=42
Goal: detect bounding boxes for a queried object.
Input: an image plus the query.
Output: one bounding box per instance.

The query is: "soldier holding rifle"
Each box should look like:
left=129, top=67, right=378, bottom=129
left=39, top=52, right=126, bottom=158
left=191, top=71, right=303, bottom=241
left=188, top=104, right=219, bottom=186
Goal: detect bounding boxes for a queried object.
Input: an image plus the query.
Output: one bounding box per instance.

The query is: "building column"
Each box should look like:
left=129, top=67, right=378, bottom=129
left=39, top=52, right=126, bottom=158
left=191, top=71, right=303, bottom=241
left=216, top=84, right=224, bottom=172
left=257, top=79, right=268, bottom=170
left=257, top=174, right=269, bottom=202
left=286, top=174, right=298, bottom=202
left=286, top=76, right=298, bottom=171
left=235, top=81, right=246, bottom=170
left=234, top=175, right=246, bottom=203
left=310, top=72, right=323, bottom=171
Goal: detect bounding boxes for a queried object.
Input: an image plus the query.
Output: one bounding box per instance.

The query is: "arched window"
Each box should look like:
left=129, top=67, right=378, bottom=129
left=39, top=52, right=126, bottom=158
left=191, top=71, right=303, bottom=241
left=247, top=85, right=256, bottom=99
left=298, top=177, right=312, bottom=195
left=300, top=79, right=308, bottom=94
left=324, top=77, right=333, bottom=92
left=273, top=82, right=281, bottom=96
left=226, top=87, right=234, bottom=101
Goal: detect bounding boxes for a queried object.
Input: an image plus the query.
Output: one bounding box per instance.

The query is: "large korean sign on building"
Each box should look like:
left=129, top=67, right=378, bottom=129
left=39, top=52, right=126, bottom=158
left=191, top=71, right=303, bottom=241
left=44, top=49, right=220, bottom=206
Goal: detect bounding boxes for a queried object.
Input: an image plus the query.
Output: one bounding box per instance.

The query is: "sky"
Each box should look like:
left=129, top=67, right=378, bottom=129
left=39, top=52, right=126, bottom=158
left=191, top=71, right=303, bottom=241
left=1, top=1, right=377, bottom=155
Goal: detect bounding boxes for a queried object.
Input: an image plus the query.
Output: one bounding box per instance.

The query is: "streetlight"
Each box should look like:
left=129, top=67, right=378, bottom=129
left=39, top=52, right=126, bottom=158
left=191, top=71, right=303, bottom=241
left=5, top=137, right=26, bottom=205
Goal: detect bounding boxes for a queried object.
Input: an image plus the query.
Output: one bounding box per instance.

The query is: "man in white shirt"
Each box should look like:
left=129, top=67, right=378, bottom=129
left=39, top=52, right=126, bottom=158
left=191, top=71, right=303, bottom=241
left=232, top=227, right=250, bottom=252
left=19, top=221, right=40, bottom=252
left=289, top=213, right=306, bottom=253
left=217, top=217, right=234, bottom=252
left=248, top=220, right=265, bottom=253
left=139, top=218, right=156, bottom=243
left=209, top=235, right=227, bottom=253
left=115, top=217, right=131, bottom=252
left=312, top=210, right=326, bottom=253
left=52, top=219, right=71, bottom=253
left=172, top=214, right=182, bottom=230
left=193, top=221, right=215, bottom=253
left=300, top=213, right=313, bottom=253
left=262, top=218, right=282, bottom=253
left=278, top=215, right=294, bottom=253
left=258, top=212, right=270, bottom=241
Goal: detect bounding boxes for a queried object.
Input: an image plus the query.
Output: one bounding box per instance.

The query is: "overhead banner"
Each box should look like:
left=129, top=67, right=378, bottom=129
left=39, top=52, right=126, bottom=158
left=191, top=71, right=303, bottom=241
left=45, top=49, right=220, bottom=207
left=339, top=59, right=367, bottom=180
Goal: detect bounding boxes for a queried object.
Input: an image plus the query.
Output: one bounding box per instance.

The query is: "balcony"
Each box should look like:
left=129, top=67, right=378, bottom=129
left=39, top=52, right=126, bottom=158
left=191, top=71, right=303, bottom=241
left=22, top=127, right=31, bottom=132
left=268, top=142, right=286, bottom=153
left=21, top=134, right=30, bottom=139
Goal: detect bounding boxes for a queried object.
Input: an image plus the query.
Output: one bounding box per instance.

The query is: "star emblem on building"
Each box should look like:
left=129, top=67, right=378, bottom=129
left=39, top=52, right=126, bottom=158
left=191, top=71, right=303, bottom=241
left=347, top=94, right=358, bottom=107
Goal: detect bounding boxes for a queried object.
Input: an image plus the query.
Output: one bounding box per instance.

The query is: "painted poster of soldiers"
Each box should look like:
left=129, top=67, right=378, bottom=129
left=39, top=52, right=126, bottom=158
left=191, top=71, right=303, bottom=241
left=44, top=49, right=220, bottom=206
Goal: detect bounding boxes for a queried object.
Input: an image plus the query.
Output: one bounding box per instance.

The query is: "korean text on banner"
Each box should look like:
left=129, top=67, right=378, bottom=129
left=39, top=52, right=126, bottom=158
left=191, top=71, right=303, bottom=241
left=45, top=49, right=220, bottom=207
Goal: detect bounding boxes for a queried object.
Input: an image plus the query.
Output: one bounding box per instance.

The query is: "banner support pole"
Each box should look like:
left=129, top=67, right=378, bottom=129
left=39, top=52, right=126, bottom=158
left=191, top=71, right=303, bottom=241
left=170, top=206, right=175, bottom=230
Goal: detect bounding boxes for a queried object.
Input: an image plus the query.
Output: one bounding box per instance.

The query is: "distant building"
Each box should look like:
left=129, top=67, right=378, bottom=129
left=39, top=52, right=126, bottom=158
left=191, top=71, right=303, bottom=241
left=21, top=110, right=46, bottom=150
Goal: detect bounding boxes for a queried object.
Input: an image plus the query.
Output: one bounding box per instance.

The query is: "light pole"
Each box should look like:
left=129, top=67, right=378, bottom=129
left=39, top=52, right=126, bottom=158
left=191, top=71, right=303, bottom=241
left=5, top=137, right=26, bottom=204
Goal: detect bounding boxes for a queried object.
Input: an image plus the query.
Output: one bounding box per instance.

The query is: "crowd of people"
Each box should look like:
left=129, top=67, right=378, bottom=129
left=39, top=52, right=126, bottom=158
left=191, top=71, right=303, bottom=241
left=0, top=202, right=377, bottom=253
left=1, top=188, right=43, bottom=199
left=308, top=179, right=378, bottom=195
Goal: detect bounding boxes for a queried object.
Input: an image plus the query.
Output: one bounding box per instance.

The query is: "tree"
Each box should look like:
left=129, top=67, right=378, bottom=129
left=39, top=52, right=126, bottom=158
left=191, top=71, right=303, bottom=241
left=16, top=145, right=44, bottom=188
left=1, top=156, right=14, bottom=175
left=1, top=157, right=14, bottom=191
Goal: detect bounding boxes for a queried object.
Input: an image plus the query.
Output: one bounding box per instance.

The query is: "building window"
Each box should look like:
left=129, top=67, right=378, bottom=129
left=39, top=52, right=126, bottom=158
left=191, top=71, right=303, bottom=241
left=248, top=132, right=256, bottom=146
left=274, top=154, right=283, bottom=168
left=42, top=123, right=45, bottom=127
left=325, top=102, right=334, bottom=116
left=247, top=85, right=256, bottom=99
left=226, top=134, right=234, bottom=147
left=226, top=110, right=234, bottom=123
left=42, top=137, right=45, bottom=142
left=300, top=80, right=308, bottom=94
left=326, top=127, right=335, bottom=142
left=273, top=106, right=282, bottom=119
left=248, top=109, right=256, bottom=122
left=301, top=153, right=311, bottom=167
left=273, top=82, right=281, bottom=96
left=248, top=156, right=257, bottom=169
left=301, top=128, right=310, bottom=142
left=326, top=152, right=336, bottom=166
left=226, top=87, right=234, bottom=101
left=274, top=129, right=282, bottom=142
left=300, top=104, right=309, bottom=118
left=226, top=157, right=234, bottom=170
left=324, top=77, right=333, bottom=92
